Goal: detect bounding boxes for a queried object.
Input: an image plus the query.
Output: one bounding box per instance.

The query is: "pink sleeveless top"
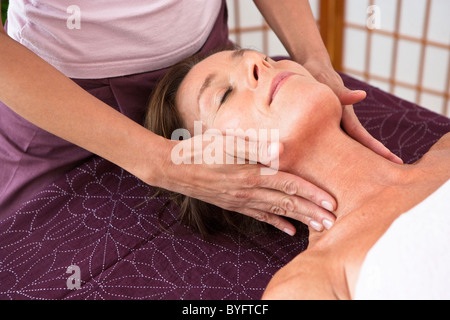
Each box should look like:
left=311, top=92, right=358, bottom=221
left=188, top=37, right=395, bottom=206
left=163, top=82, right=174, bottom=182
left=6, top=0, right=222, bottom=78
left=0, top=0, right=230, bottom=219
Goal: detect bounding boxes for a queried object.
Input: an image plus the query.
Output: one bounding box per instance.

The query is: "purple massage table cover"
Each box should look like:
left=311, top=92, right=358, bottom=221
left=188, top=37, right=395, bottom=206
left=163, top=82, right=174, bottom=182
left=1, top=74, right=449, bottom=300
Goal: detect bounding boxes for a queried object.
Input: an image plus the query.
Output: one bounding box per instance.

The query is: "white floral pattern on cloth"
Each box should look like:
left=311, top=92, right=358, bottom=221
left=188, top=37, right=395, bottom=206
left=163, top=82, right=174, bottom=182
left=0, top=158, right=308, bottom=300
left=0, top=74, right=449, bottom=300
left=345, top=75, right=450, bottom=164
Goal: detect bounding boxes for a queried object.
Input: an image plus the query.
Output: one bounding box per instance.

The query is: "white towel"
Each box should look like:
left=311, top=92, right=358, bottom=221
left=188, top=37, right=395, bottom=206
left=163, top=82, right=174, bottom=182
left=355, top=180, right=450, bottom=300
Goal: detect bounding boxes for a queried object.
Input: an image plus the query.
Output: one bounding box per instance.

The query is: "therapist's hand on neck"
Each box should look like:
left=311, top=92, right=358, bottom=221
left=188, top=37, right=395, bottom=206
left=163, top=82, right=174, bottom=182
left=303, top=59, right=403, bottom=165
left=162, top=133, right=337, bottom=236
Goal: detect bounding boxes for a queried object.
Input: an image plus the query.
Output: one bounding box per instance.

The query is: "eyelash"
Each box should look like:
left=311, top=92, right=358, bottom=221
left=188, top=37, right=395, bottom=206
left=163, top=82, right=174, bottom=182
left=220, top=87, right=232, bottom=105
left=219, top=55, right=267, bottom=106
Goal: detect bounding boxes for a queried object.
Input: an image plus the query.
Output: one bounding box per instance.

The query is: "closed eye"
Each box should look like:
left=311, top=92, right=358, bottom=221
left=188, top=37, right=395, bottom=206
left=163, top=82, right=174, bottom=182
left=220, top=87, right=232, bottom=105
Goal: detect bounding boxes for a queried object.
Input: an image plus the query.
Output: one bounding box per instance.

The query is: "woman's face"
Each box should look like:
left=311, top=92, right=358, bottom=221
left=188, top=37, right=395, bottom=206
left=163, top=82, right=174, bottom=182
left=176, top=49, right=341, bottom=141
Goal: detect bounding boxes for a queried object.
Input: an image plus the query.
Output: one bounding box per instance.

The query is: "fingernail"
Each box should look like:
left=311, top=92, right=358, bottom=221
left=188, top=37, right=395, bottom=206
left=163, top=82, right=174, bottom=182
left=392, top=154, right=403, bottom=164
left=323, top=219, right=334, bottom=230
left=283, top=228, right=296, bottom=237
left=309, top=220, right=323, bottom=232
left=321, top=201, right=334, bottom=212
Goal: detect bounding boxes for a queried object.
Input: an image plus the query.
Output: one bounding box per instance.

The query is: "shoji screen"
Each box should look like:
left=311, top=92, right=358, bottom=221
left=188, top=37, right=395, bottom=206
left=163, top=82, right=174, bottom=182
left=342, top=0, right=450, bottom=116
left=226, top=0, right=320, bottom=57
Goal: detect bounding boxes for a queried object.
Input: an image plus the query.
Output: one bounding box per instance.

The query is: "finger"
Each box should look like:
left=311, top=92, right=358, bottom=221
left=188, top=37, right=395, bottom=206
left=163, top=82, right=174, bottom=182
left=282, top=196, right=336, bottom=230
left=256, top=170, right=337, bottom=214
left=237, top=207, right=297, bottom=236
left=338, top=88, right=367, bottom=106
left=299, top=215, right=331, bottom=233
left=342, top=105, right=403, bottom=164
left=318, top=70, right=366, bottom=106
left=280, top=194, right=334, bottom=228
left=245, top=189, right=336, bottom=231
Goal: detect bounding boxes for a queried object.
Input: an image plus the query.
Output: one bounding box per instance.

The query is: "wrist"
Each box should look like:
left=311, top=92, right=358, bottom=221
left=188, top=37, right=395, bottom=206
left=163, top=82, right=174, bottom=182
left=298, top=51, right=333, bottom=68
left=301, top=57, right=338, bottom=84
left=133, top=132, right=175, bottom=188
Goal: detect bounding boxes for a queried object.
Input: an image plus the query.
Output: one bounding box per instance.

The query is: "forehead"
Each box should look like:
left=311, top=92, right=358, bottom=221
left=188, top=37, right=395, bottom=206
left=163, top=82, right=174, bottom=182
left=179, top=50, right=231, bottom=99
left=187, top=50, right=232, bottom=82
left=180, top=49, right=247, bottom=97
left=176, top=51, right=233, bottom=131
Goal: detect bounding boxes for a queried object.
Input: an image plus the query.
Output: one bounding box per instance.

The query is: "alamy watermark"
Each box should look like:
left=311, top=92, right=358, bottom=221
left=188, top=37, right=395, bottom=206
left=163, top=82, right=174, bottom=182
left=170, top=121, right=279, bottom=176
left=367, top=5, right=381, bottom=30
left=66, top=265, right=81, bottom=290
left=64, top=4, right=382, bottom=31
left=66, top=5, right=81, bottom=30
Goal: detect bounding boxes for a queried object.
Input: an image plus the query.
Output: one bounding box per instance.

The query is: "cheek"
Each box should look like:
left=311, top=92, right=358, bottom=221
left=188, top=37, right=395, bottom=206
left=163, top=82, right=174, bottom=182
left=274, top=81, right=341, bottom=140
left=213, top=95, right=264, bottom=132
left=214, top=115, right=242, bottom=133
left=215, top=113, right=273, bottom=135
left=275, top=60, right=312, bottom=77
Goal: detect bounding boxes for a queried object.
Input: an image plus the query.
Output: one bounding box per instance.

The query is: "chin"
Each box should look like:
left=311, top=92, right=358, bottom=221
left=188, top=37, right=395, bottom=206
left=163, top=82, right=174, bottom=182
left=278, top=82, right=339, bottom=127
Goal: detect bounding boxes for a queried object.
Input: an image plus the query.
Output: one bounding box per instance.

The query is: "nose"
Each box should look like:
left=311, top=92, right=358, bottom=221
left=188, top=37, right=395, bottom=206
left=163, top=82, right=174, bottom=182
left=242, top=52, right=270, bottom=90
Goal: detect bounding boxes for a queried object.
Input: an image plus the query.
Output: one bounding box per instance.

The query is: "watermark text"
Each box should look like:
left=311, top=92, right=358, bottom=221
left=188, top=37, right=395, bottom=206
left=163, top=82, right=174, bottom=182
left=171, top=121, right=279, bottom=175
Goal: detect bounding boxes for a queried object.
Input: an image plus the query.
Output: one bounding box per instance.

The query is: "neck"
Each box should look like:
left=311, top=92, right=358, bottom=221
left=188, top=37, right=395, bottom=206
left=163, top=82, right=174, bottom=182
left=281, top=126, right=408, bottom=217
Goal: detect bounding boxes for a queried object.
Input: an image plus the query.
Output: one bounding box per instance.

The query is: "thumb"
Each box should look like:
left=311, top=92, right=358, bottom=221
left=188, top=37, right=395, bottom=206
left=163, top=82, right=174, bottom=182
left=337, top=88, right=367, bottom=106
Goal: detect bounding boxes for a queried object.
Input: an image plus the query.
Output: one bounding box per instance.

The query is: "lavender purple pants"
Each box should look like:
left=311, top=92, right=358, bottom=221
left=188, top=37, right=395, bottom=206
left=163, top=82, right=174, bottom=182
left=0, top=1, right=230, bottom=220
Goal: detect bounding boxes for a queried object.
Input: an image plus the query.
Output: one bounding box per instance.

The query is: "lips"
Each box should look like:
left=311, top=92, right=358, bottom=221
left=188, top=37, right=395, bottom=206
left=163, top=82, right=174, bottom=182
left=269, top=72, right=295, bottom=105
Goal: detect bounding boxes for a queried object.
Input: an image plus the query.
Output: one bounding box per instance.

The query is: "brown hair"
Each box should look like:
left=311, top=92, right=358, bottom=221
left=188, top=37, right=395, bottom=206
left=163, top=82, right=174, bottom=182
left=144, top=47, right=267, bottom=236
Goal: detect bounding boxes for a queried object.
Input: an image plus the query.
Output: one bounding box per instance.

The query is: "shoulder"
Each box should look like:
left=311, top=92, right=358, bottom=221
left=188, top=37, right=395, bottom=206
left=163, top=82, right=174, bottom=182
left=262, top=249, right=344, bottom=300
left=413, top=132, right=450, bottom=179
left=432, top=133, right=450, bottom=150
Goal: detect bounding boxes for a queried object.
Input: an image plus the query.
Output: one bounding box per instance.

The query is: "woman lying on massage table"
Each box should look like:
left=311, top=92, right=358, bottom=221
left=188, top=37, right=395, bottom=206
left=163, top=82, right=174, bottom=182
left=144, top=48, right=450, bottom=299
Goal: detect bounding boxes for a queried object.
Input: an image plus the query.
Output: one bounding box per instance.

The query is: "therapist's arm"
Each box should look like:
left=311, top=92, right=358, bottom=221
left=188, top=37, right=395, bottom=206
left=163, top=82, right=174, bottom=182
left=0, top=19, right=337, bottom=235
left=254, top=0, right=403, bottom=164
left=253, top=1, right=326, bottom=66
